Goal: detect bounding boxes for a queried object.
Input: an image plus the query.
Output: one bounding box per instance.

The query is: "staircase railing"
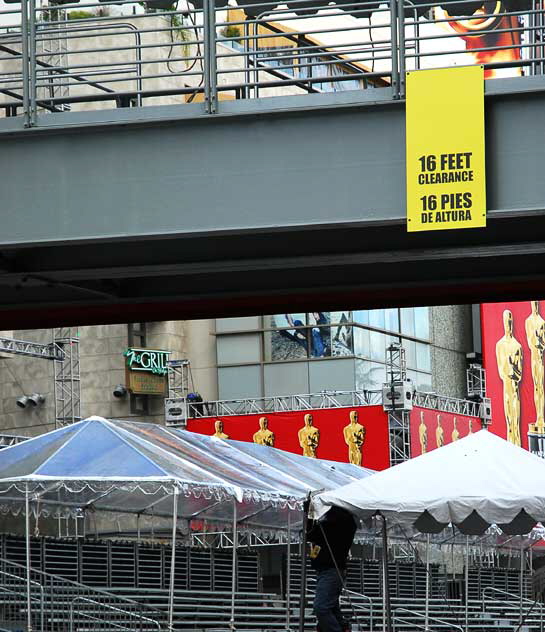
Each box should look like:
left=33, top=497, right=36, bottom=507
left=0, top=568, right=44, bottom=631
left=393, top=606, right=464, bottom=632
left=0, top=557, right=165, bottom=631
left=69, top=596, right=163, bottom=632
left=483, top=586, right=544, bottom=632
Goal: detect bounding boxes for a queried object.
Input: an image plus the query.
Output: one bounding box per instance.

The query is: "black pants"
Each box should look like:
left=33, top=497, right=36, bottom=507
left=313, top=567, right=347, bottom=632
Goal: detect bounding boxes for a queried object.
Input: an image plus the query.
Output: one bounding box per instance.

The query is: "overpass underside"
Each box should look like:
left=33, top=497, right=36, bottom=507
left=2, top=0, right=545, bottom=327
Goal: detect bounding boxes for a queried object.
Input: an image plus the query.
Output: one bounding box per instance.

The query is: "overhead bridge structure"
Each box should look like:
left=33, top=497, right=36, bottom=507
left=1, top=0, right=545, bottom=328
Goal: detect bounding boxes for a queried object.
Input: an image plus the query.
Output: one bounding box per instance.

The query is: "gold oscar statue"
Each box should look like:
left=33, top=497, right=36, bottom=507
left=496, top=309, right=523, bottom=446
left=343, top=410, right=366, bottom=465
left=213, top=420, right=229, bottom=439
left=525, top=301, right=545, bottom=429
left=419, top=410, right=428, bottom=454
left=253, top=416, right=275, bottom=447
left=451, top=417, right=459, bottom=442
left=298, top=413, right=320, bottom=458
left=525, top=301, right=545, bottom=456
left=468, top=419, right=473, bottom=434
left=436, top=414, right=444, bottom=448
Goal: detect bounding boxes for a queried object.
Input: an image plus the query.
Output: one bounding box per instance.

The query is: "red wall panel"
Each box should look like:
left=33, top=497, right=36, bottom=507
left=409, top=406, right=481, bottom=457
left=186, top=405, right=391, bottom=470
left=481, top=301, right=545, bottom=450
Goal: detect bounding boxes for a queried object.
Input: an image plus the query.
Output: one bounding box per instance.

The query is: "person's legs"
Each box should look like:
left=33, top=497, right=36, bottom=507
left=313, top=568, right=344, bottom=632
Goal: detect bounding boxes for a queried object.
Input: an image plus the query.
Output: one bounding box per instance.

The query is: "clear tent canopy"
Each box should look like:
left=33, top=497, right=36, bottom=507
left=0, top=416, right=372, bottom=531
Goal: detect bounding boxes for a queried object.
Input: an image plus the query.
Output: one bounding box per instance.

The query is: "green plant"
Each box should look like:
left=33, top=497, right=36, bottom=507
left=67, top=9, right=95, bottom=19
left=220, top=24, right=242, bottom=41
left=169, top=13, right=192, bottom=59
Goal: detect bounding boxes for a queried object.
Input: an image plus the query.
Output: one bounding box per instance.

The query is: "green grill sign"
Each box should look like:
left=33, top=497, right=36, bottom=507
left=124, top=348, right=171, bottom=376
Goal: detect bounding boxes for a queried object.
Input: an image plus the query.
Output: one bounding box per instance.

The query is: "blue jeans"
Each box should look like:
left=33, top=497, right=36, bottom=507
left=313, top=567, right=346, bottom=632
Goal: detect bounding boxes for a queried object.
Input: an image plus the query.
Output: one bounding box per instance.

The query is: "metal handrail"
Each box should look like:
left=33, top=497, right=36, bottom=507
left=0, top=556, right=164, bottom=618
left=482, top=586, right=541, bottom=610
left=69, top=595, right=163, bottom=631
left=343, top=589, right=374, bottom=631
left=0, top=569, right=45, bottom=631
left=482, top=587, right=544, bottom=632
left=393, top=606, right=464, bottom=632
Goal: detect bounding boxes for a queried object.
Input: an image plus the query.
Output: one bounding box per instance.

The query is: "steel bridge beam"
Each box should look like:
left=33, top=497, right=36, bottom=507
left=1, top=79, right=545, bottom=328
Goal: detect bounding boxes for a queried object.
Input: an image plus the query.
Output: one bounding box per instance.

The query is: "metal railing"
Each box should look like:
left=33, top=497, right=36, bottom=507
left=1, top=0, right=545, bottom=124
left=168, top=388, right=482, bottom=424
left=0, top=558, right=165, bottom=631
left=0, top=569, right=44, bottom=631
left=393, top=606, right=464, bottom=632
left=483, top=586, right=545, bottom=632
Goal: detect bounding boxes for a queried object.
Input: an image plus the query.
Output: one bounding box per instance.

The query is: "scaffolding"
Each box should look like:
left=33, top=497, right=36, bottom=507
left=383, top=342, right=413, bottom=466
left=164, top=359, right=190, bottom=426
left=53, top=328, right=81, bottom=428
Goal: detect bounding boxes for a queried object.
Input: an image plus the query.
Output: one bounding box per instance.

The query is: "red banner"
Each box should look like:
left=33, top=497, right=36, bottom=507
left=186, top=405, right=390, bottom=471
left=409, top=406, right=481, bottom=457
left=482, top=301, right=545, bottom=452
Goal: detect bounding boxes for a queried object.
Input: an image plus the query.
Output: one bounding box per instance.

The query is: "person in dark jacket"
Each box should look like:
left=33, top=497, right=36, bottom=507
left=307, top=505, right=357, bottom=632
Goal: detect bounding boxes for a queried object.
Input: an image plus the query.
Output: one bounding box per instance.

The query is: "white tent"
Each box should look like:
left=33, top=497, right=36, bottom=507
left=312, top=430, right=545, bottom=535
left=312, top=430, right=545, bottom=632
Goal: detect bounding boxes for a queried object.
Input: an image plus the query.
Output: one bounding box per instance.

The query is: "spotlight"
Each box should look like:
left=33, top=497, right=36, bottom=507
left=113, top=385, right=128, bottom=398
left=28, top=393, right=45, bottom=407
left=16, top=396, right=30, bottom=409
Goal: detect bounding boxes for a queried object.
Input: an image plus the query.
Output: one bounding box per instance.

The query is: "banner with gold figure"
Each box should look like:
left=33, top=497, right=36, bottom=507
left=482, top=301, right=545, bottom=457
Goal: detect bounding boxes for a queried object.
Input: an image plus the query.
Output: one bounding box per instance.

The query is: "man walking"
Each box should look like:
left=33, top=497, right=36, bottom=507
left=307, top=505, right=357, bottom=632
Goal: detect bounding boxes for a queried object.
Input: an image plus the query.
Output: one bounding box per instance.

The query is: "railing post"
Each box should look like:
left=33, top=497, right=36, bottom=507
left=28, top=0, right=37, bottom=125
left=203, top=0, right=218, bottom=114
left=389, top=0, right=399, bottom=99
left=397, top=0, right=405, bottom=98
left=20, top=0, right=31, bottom=127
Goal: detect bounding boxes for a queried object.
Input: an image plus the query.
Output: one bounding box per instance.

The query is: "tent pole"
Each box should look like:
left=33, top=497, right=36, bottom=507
left=382, top=515, right=393, bottom=632
left=519, top=542, right=524, bottom=626
left=298, top=500, right=309, bottom=632
left=425, top=533, right=430, bottom=631
left=286, top=510, right=291, bottom=631
left=465, top=536, right=469, bottom=632
left=168, top=485, right=179, bottom=632
left=25, top=484, right=32, bottom=632
left=230, top=498, right=237, bottom=630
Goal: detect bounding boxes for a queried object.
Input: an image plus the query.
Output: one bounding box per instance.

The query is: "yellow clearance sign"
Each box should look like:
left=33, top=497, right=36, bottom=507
left=406, top=66, right=486, bottom=232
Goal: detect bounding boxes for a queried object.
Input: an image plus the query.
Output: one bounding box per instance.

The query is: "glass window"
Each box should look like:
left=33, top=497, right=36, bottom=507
left=270, top=313, right=307, bottom=329
left=217, top=333, right=261, bottom=365
left=416, top=372, right=433, bottom=392
left=264, top=328, right=308, bottom=361
left=331, top=322, right=353, bottom=357
left=384, top=308, right=400, bottom=332
left=369, top=309, right=385, bottom=329
left=355, top=360, right=386, bottom=391
left=400, top=308, right=415, bottom=337
left=309, top=325, right=331, bottom=359
left=370, top=330, right=388, bottom=362
left=416, top=342, right=431, bottom=372
left=353, top=326, right=370, bottom=357
left=330, top=311, right=351, bottom=325
left=353, top=310, right=369, bottom=326
left=402, top=338, right=416, bottom=369
left=414, top=306, right=430, bottom=340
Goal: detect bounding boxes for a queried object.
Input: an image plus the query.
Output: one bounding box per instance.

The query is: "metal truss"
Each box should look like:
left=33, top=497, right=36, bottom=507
left=190, top=529, right=295, bottom=549
left=0, top=434, right=28, bottom=449
left=190, top=390, right=383, bottom=420
left=388, top=410, right=411, bottom=466
left=413, top=392, right=484, bottom=418
left=167, top=359, right=190, bottom=399
left=0, top=337, right=64, bottom=361
left=53, top=328, right=81, bottom=428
